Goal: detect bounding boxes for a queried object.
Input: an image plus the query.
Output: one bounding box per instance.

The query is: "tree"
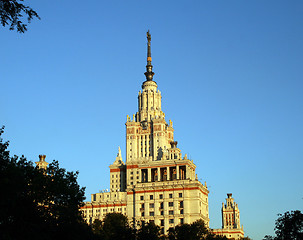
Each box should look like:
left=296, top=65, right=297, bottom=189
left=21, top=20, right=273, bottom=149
left=275, top=210, right=303, bottom=240
left=0, top=0, right=40, bottom=33
left=92, top=213, right=135, bottom=240
left=0, top=126, right=94, bottom=239
left=168, top=219, right=228, bottom=240
left=263, top=210, right=303, bottom=240
left=137, top=221, right=161, bottom=240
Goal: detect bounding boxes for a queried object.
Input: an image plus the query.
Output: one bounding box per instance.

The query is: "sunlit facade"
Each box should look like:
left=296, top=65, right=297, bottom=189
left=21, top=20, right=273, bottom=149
left=81, top=31, right=209, bottom=234
left=80, top=32, right=244, bottom=239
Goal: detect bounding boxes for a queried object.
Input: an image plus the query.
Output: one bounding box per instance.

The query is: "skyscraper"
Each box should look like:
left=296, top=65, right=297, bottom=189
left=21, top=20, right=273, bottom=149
left=81, top=32, right=244, bottom=239
left=81, top=31, right=209, bottom=233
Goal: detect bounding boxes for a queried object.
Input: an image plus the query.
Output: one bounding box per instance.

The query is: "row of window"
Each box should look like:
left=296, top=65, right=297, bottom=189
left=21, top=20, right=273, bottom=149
left=140, top=192, right=182, bottom=200
left=148, top=218, right=184, bottom=229
left=142, top=201, right=183, bottom=209
left=141, top=209, right=184, bottom=217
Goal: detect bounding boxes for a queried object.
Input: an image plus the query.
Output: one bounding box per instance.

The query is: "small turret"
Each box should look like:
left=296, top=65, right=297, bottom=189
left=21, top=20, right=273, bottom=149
left=35, top=154, right=49, bottom=170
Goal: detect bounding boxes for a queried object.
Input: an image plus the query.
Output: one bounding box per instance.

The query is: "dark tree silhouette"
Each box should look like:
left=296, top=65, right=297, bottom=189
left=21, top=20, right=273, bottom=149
left=168, top=219, right=228, bottom=240
left=263, top=210, right=303, bottom=240
left=0, top=0, right=40, bottom=33
left=137, top=221, right=161, bottom=240
left=0, top=126, right=94, bottom=239
left=275, top=210, right=303, bottom=240
left=92, top=213, right=135, bottom=240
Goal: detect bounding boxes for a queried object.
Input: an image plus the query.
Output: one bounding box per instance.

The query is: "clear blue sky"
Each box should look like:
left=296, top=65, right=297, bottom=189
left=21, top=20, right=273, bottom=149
left=1, top=1, right=303, bottom=239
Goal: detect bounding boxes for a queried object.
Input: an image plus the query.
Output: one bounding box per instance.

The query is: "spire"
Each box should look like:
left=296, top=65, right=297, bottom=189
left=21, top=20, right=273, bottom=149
left=118, top=146, right=121, bottom=157
left=144, top=30, right=155, bottom=81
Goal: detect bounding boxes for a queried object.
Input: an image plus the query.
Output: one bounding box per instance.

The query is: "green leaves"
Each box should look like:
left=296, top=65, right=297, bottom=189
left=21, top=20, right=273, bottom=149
left=263, top=210, right=303, bottom=240
left=0, top=0, right=40, bottom=33
left=275, top=210, right=303, bottom=240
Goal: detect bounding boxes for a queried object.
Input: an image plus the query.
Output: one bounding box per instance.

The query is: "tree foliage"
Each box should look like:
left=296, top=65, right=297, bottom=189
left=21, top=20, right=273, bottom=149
left=0, top=126, right=93, bottom=239
left=263, top=210, right=303, bottom=240
left=91, top=213, right=135, bottom=240
left=137, top=221, right=162, bottom=240
left=0, top=0, right=40, bottom=33
left=275, top=210, right=303, bottom=240
left=168, top=219, right=228, bottom=240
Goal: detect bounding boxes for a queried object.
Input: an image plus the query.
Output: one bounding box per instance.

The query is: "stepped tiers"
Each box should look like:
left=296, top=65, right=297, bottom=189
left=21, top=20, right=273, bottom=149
left=80, top=31, right=244, bottom=239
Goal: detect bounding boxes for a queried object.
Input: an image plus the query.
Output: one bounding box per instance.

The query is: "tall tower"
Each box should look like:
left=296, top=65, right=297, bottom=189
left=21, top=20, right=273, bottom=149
left=212, top=193, right=244, bottom=239
left=222, top=193, right=241, bottom=229
left=123, top=31, right=209, bottom=231
left=125, top=30, right=175, bottom=169
left=81, top=31, right=209, bottom=233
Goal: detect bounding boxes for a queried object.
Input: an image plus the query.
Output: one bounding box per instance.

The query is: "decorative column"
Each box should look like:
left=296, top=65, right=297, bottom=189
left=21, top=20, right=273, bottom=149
left=139, top=169, right=142, bottom=183
left=147, top=135, right=150, bottom=157
left=148, top=168, right=151, bottom=182
left=185, top=165, right=189, bottom=179
left=176, top=165, right=179, bottom=180
left=143, top=136, right=146, bottom=157
left=166, top=166, right=170, bottom=181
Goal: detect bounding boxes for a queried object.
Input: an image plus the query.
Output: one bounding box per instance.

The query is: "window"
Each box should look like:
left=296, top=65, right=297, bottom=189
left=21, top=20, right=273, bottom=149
left=180, top=201, right=184, bottom=208
left=169, top=210, right=174, bottom=215
left=159, top=194, right=163, bottom=199
left=179, top=193, right=182, bottom=198
left=131, top=182, right=133, bottom=185
left=131, top=171, right=133, bottom=175
left=150, top=195, right=154, bottom=200
left=180, top=209, right=184, bottom=214
left=161, top=219, right=164, bottom=226
left=169, top=193, right=173, bottom=198
left=150, top=203, right=154, bottom=208
left=141, top=203, right=144, bottom=209
left=169, top=219, right=174, bottom=224
left=150, top=212, right=154, bottom=216
left=180, top=218, right=184, bottom=224
left=161, top=211, right=164, bottom=215
left=169, top=202, right=173, bottom=207
left=160, top=202, right=164, bottom=209
left=142, top=212, right=145, bottom=217
left=140, top=196, right=144, bottom=200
